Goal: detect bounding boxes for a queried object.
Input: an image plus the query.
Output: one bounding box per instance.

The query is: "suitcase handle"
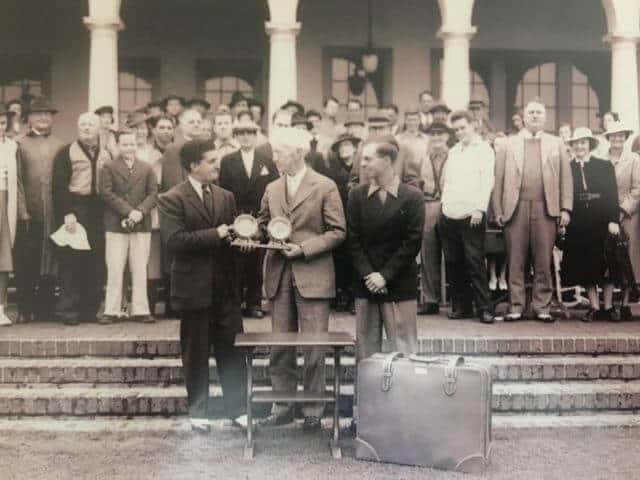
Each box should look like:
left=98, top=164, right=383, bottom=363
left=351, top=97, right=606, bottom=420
left=381, top=352, right=404, bottom=392
left=409, top=355, right=465, bottom=396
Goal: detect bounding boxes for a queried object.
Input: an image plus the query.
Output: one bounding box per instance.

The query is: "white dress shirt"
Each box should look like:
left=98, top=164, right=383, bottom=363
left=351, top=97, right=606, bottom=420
left=286, top=166, right=307, bottom=199
left=441, top=136, right=495, bottom=219
left=240, top=148, right=255, bottom=177
left=188, top=175, right=205, bottom=202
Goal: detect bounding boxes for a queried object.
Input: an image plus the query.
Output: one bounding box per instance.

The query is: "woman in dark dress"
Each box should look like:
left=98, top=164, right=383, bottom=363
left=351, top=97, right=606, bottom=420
left=562, top=127, right=620, bottom=322
left=325, top=133, right=360, bottom=312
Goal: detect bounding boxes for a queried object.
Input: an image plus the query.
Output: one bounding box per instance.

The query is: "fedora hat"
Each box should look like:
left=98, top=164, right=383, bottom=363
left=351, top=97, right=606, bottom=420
left=232, top=117, right=259, bottom=134
left=281, top=100, right=305, bottom=116
left=125, top=110, right=148, bottom=128
left=94, top=105, right=114, bottom=116
left=567, top=127, right=599, bottom=150
left=291, top=113, right=312, bottom=130
left=28, top=96, right=58, bottom=115
left=229, top=91, right=249, bottom=109
left=428, top=102, right=452, bottom=115
left=604, top=120, right=634, bottom=139
left=331, top=133, right=360, bottom=154
left=367, top=109, right=391, bottom=127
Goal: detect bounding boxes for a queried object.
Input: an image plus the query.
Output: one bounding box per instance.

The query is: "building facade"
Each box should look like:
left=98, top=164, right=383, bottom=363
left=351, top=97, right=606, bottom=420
left=0, top=0, right=638, bottom=140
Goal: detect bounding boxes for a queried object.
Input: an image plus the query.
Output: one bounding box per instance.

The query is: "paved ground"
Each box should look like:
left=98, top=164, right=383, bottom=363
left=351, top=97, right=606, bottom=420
left=3, top=305, right=640, bottom=340
left=2, top=426, right=639, bottom=479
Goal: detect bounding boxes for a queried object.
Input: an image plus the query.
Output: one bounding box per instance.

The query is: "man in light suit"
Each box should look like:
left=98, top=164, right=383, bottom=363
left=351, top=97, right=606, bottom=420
left=492, top=99, right=572, bottom=322
left=158, top=139, right=246, bottom=432
left=257, top=127, right=346, bottom=432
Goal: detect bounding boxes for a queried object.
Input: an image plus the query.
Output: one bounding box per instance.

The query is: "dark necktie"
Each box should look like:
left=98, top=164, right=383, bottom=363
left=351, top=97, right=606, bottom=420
left=202, top=184, right=214, bottom=218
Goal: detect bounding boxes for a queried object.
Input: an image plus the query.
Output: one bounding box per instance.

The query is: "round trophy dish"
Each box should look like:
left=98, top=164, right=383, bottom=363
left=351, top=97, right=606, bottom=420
left=233, top=214, right=259, bottom=239
left=267, top=216, right=292, bottom=242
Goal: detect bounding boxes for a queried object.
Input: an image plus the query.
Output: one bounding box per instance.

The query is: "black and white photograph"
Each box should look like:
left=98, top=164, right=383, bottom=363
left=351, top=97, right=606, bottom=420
left=2, top=0, right=640, bottom=478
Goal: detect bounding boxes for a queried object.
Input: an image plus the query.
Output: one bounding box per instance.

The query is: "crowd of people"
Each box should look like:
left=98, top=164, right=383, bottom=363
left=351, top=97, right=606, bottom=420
left=1, top=88, right=639, bottom=430
left=0, top=91, right=637, bottom=330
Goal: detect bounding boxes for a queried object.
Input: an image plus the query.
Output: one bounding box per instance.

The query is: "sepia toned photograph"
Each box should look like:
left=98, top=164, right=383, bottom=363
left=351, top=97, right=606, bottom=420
left=2, top=0, right=640, bottom=478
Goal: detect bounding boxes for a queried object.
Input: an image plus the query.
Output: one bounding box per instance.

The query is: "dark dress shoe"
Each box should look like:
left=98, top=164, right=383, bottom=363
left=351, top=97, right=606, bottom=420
left=447, top=310, right=473, bottom=320
left=258, top=411, right=295, bottom=427
left=620, top=305, right=633, bottom=321
left=581, top=308, right=599, bottom=323
left=302, top=416, right=322, bottom=432
left=133, top=315, right=156, bottom=323
left=243, top=308, right=264, bottom=319
left=419, top=303, right=440, bottom=315
left=599, top=308, right=615, bottom=322
left=16, top=312, right=33, bottom=324
left=609, top=307, right=623, bottom=322
left=479, top=311, right=495, bottom=324
left=62, top=316, right=79, bottom=326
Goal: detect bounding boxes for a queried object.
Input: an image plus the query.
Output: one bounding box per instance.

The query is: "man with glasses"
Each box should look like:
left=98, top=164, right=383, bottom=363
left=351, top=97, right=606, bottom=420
left=219, top=118, right=278, bottom=318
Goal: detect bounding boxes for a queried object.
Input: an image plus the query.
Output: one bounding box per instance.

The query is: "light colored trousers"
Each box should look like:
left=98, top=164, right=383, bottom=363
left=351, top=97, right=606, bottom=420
left=104, top=232, right=151, bottom=316
left=420, top=201, right=442, bottom=305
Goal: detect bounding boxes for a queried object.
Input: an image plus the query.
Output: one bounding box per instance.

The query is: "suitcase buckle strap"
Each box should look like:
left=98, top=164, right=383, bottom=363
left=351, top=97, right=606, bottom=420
left=381, top=352, right=403, bottom=392
left=443, top=356, right=464, bottom=396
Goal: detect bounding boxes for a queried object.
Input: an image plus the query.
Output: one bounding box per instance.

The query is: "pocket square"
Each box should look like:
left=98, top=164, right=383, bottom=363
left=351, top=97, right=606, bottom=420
left=260, top=166, right=269, bottom=176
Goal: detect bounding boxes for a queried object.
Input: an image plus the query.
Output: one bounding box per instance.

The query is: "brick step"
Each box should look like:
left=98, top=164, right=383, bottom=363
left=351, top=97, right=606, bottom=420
left=4, top=355, right=640, bottom=384
left=4, top=335, right=640, bottom=357
left=2, top=412, right=640, bottom=433
left=3, top=380, right=640, bottom=416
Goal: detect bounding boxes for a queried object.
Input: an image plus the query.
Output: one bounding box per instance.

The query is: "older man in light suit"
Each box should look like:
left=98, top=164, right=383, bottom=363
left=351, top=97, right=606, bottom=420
left=257, top=127, right=346, bottom=432
left=492, top=99, right=572, bottom=322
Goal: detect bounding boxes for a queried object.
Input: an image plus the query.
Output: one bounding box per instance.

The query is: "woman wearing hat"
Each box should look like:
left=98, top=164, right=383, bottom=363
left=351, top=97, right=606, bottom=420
left=326, top=133, right=360, bottom=312
left=562, top=127, right=620, bottom=322
left=603, top=122, right=640, bottom=320
left=0, top=105, right=26, bottom=326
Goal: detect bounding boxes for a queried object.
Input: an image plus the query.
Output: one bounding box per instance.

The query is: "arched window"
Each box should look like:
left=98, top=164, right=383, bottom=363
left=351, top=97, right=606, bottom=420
left=0, top=79, right=42, bottom=105
left=331, top=57, right=379, bottom=116
left=202, top=76, right=253, bottom=112
left=571, top=66, right=600, bottom=131
left=118, top=58, right=159, bottom=125
left=515, top=62, right=557, bottom=131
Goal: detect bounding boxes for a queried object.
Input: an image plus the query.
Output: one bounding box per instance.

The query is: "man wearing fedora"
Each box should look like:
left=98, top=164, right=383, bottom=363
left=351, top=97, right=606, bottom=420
left=257, top=127, right=346, bottom=432
left=396, top=107, right=430, bottom=166
left=94, top=105, right=118, bottom=158
left=493, top=99, right=572, bottom=322
left=219, top=118, right=278, bottom=319
left=15, top=96, right=64, bottom=323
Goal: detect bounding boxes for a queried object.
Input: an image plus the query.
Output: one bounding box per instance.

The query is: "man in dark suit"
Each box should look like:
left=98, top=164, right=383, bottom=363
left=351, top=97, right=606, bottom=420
left=160, top=109, right=203, bottom=193
left=158, top=139, right=246, bottom=432
left=219, top=119, right=278, bottom=318
left=257, top=127, right=346, bottom=432
left=347, top=135, right=424, bottom=362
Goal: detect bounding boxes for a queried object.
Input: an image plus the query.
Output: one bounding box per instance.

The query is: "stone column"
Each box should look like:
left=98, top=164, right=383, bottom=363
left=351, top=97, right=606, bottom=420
left=603, top=0, right=640, bottom=131
left=437, top=0, right=476, bottom=111
left=608, top=35, right=640, bottom=131
left=84, top=0, right=123, bottom=122
left=266, top=0, right=300, bottom=122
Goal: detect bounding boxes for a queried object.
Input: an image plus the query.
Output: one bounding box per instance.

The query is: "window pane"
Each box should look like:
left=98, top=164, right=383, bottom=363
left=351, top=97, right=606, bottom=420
left=237, top=79, right=252, bottom=92
left=119, top=90, right=136, bottom=111
left=572, top=66, right=587, bottom=84
left=572, top=108, right=588, bottom=127
left=3, top=85, right=21, bottom=100
left=546, top=107, right=557, bottom=131
left=29, top=85, right=42, bottom=96
left=221, top=91, right=233, bottom=105
left=540, top=63, right=556, bottom=82
left=333, top=58, right=349, bottom=80
left=205, top=92, right=219, bottom=107
left=523, top=84, right=539, bottom=103
left=588, top=109, right=599, bottom=130
left=206, top=77, right=221, bottom=90
left=136, top=90, right=152, bottom=107
left=540, top=84, right=556, bottom=106
left=523, top=67, right=538, bottom=82
left=221, top=76, right=237, bottom=91
left=332, top=81, right=348, bottom=102
left=136, top=77, right=152, bottom=90
left=119, top=72, right=135, bottom=88
left=572, top=85, right=588, bottom=108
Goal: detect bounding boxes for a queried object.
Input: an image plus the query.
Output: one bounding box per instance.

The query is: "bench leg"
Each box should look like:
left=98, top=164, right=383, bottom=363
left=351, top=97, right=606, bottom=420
left=330, top=347, right=342, bottom=460
left=245, top=350, right=255, bottom=460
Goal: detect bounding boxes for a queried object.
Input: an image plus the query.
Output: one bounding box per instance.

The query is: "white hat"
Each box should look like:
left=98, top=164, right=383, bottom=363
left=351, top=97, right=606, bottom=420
left=567, top=127, right=599, bottom=150
left=604, top=120, right=633, bottom=139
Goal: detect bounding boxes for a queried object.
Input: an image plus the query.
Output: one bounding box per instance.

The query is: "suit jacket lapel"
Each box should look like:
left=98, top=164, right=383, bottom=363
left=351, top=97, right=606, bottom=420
left=272, top=176, right=290, bottom=217
left=289, top=169, right=315, bottom=212
left=540, top=133, right=552, bottom=166
left=514, top=133, right=525, bottom=174
left=234, top=153, right=250, bottom=183
left=210, top=185, right=224, bottom=226
left=249, top=151, right=263, bottom=185
left=184, top=182, right=212, bottom=226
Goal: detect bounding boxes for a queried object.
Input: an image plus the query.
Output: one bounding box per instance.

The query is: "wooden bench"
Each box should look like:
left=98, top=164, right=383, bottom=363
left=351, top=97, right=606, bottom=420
left=235, top=332, right=355, bottom=460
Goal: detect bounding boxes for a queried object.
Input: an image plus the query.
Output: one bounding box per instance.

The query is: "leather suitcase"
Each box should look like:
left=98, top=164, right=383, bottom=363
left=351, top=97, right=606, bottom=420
left=355, top=353, right=492, bottom=473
